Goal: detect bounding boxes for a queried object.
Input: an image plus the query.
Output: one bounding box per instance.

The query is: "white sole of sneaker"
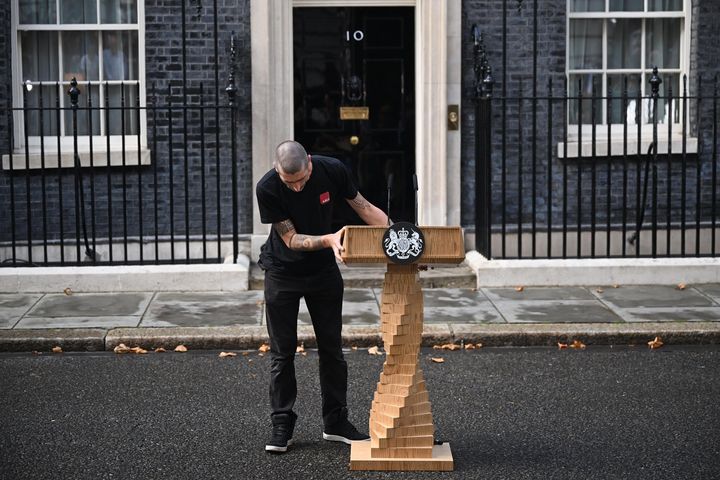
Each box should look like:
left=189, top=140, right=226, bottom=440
left=322, top=433, right=370, bottom=445
left=265, top=439, right=294, bottom=453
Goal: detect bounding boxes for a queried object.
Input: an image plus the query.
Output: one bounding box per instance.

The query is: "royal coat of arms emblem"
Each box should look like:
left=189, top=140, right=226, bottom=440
left=382, top=222, right=425, bottom=264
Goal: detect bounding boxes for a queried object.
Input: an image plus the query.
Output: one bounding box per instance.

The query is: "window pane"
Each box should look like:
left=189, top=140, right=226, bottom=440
left=64, top=85, right=101, bottom=136
left=19, top=0, right=57, bottom=24
left=569, top=74, right=602, bottom=125
left=569, top=20, right=603, bottom=69
left=609, top=0, right=643, bottom=11
left=62, top=32, right=99, bottom=81
left=100, top=0, right=138, bottom=23
left=607, top=19, right=642, bottom=69
left=106, top=84, right=139, bottom=135
left=59, top=0, right=97, bottom=24
left=570, top=0, right=604, bottom=12
left=101, top=31, right=139, bottom=80
left=21, top=32, right=59, bottom=82
left=607, top=74, right=641, bottom=124
left=646, top=19, right=681, bottom=69
left=648, top=0, right=683, bottom=11
left=24, top=84, right=60, bottom=137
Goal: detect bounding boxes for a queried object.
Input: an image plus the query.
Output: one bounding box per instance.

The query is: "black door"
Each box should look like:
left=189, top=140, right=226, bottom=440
left=293, top=7, right=415, bottom=229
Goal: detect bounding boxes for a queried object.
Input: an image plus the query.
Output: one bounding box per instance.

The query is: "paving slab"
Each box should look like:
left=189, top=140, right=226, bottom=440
left=421, top=288, right=505, bottom=324
left=0, top=294, right=42, bottom=329
left=26, top=293, right=153, bottom=317
left=140, top=292, right=264, bottom=327
left=482, top=286, right=596, bottom=302
left=593, top=285, right=715, bottom=308
left=494, top=301, right=624, bottom=324
left=298, top=288, right=380, bottom=326
left=694, top=284, right=720, bottom=304
left=618, top=307, right=720, bottom=323
left=14, top=316, right=141, bottom=329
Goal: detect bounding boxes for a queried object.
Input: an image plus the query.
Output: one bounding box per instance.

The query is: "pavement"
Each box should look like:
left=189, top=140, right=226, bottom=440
left=2, top=264, right=720, bottom=352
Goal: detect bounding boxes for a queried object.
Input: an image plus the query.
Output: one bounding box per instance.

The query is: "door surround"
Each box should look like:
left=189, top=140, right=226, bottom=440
left=250, top=0, right=461, bottom=238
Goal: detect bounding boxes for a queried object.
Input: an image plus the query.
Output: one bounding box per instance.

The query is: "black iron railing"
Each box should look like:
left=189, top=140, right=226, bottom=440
left=1, top=33, right=245, bottom=267
left=472, top=24, right=719, bottom=260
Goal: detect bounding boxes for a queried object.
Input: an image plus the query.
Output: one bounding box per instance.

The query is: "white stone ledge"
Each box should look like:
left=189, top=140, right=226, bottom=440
left=0, top=256, right=250, bottom=293
left=2, top=148, right=151, bottom=170
left=465, top=251, right=720, bottom=287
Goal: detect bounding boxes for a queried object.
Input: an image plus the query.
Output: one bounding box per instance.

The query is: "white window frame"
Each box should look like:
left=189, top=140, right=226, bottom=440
left=560, top=0, right=696, bottom=158
left=4, top=0, right=148, bottom=169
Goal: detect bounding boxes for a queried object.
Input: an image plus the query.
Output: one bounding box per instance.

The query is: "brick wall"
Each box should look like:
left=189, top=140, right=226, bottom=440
left=0, top=0, right=253, bottom=251
left=461, top=0, right=719, bottom=238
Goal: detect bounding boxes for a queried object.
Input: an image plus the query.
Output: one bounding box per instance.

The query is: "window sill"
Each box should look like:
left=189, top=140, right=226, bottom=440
left=558, top=136, right=698, bottom=159
left=2, top=148, right=152, bottom=170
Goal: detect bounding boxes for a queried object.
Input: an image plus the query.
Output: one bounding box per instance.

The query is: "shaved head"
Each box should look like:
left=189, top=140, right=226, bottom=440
left=275, top=141, right=309, bottom=174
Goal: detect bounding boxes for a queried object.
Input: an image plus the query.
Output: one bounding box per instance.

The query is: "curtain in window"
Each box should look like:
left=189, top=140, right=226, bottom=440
left=19, top=0, right=56, bottom=24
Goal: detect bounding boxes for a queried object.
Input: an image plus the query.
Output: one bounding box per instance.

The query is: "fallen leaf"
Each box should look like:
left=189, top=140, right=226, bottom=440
left=155, top=347, right=166, bottom=353
left=241, top=352, right=250, bottom=356
left=432, top=345, right=443, bottom=350
left=131, top=346, right=148, bottom=354
left=475, top=343, right=483, bottom=349
left=558, top=342, right=568, bottom=349
left=648, top=336, right=664, bottom=349
left=258, top=353, right=265, bottom=357
left=612, top=284, right=620, bottom=289
left=367, top=346, right=381, bottom=355
left=677, top=283, right=687, bottom=290
left=114, top=343, right=131, bottom=354
left=351, top=346, right=358, bottom=351
left=296, top=343, right=305, bottom=353
left=174, top=345, right=188, bottom=353
left=258, top=343, right=270, bottom=353
left=63, top=287, right=73, bottom=295
left=515, top=286, right=524, bottom=292
left=219, top=352, right=237, bottom=358
left=52, top=346, right=63, bottom=353
left=596, top=288, right=604, bottom=294
left=570, top=340, right=586, bottom=349
left=430, top=357, right=445, bottom=363
left=465, top=343, right=476, bottom=350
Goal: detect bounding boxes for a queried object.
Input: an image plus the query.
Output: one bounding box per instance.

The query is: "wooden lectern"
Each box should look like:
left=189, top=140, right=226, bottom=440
left=341, top=225, right=465, bottom=471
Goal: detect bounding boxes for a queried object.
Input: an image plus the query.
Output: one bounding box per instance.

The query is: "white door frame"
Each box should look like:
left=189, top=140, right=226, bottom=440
left=250, top=0, right=461, bottom=244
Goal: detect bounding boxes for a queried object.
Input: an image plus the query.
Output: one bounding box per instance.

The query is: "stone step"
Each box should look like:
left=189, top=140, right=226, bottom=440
left=249, top=262, right=476, bottom=290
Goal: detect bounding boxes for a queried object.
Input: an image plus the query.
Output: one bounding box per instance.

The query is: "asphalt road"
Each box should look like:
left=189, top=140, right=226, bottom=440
left=1, top=345, right=719, bottom=480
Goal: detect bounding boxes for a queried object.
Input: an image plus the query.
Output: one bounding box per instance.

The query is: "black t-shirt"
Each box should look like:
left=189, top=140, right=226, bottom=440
left=256, top=155, right=359, bottom=275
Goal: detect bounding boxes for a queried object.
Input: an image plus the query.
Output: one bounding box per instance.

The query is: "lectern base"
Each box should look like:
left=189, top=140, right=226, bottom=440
left=349, top=442, right=454, bottom=471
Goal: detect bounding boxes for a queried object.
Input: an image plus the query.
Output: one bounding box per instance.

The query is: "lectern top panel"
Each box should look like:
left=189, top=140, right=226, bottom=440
left=341, top=226, right=465, bottom=265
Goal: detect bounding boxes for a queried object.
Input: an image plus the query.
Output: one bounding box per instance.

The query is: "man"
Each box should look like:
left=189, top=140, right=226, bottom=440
left=256, top=140, right=389, bottom=453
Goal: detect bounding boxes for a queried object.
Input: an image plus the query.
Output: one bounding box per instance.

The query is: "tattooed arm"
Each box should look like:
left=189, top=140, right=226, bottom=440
left=273, top=219, right=346, bottom=262
left=346, top=192, right=390, bottom=226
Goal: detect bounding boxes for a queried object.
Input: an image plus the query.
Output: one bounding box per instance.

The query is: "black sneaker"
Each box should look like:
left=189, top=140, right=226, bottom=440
left=266, top=423, right=294, bottom=453
left=322, top=418, right=370, bottom=445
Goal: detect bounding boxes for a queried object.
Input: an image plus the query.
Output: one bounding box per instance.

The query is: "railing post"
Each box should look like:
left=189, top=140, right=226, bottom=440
left=226, top=32, right=239, bottom=263
left=472, top=25, right=493, bottom=258
left=68, top=78, right=82, bottom=264
left=649, top=66, right=662, bottom=258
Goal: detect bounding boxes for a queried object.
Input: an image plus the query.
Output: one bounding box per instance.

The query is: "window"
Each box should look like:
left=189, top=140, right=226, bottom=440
left=8, top=0, right=147, bottom=167
left=565, top=0, right=692, bottom=156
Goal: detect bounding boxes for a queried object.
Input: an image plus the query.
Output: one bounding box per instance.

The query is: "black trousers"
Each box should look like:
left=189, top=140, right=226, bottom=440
left=264, top=264, right=348, bottom=428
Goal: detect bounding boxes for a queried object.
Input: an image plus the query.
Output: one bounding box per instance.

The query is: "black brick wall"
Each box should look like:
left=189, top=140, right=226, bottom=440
left=0, top=0, right=10, bottom=155
left=461, top=0, right=720, bottom=235
left=0, top=0, right=253, bottom=249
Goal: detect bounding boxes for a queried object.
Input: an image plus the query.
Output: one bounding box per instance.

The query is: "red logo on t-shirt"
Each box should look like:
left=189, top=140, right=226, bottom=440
left=319, top=191, right=330, bottom=204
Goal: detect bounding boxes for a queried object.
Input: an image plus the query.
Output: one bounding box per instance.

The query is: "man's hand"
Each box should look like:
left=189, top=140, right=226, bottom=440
left=323, top=226, right=347, bottom=263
